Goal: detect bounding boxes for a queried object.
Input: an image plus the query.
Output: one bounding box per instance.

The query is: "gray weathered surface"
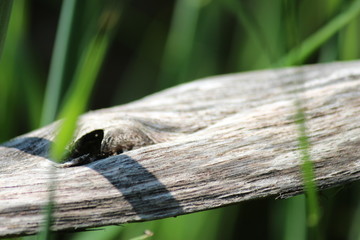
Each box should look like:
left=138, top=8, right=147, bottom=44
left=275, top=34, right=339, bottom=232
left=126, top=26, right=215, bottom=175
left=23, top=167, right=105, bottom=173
left=1, top=60, right=360, bottom=237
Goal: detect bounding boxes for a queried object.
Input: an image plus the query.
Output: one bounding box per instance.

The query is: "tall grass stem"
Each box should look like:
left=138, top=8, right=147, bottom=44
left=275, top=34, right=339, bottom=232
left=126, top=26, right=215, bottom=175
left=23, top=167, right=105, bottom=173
left=40, top=0, right=78, bottom=126
left=0, top=0, right=13, bottom=59
left=280, top=0, right=360, bottom=65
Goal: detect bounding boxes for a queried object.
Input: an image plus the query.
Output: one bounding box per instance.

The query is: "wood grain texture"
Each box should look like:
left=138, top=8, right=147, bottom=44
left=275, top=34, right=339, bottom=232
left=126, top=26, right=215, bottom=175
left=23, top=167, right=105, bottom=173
left=1, top=60, right=360, bottom=237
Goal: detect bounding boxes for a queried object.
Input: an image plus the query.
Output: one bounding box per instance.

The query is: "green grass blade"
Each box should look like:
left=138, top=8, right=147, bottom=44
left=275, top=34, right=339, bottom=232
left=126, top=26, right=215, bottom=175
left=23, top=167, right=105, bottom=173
left=221, top=0, right=273, bottom=66
left=282, top=195, right=307, bottom=240
left=157, top=0, right=202, bottom=89
left=348, top=186, right=360, bottom=240
left=38, top=176, right=56, bottom=240
left=38, top=5, right=120, bottom=239
left=0, top=0, right=13, bottom=58
left=40, top=0, right=78, bottom=126
left=50, top=1, right=120, bottom=161
left=21, top=57, right=43, bottom=129
left=339, top=17, right=359, bottom=60
left=51, top=22, right=114, bottom=161
left=295, top=103, right=321, bottom=239
left=153, top=210, right=222, bottom=240
left=185, top=1, right=224, bottom=78
left=280, top=0, right=360, bottom=66
left=51, top=2, right=120, bottom=162
left=0, top=0, right=24, bottom=142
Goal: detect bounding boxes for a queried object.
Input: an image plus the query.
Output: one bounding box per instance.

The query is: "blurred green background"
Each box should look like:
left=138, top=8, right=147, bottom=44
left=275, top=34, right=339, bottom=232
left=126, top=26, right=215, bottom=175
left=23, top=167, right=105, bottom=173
left=1, top=0, right=360, bottom=239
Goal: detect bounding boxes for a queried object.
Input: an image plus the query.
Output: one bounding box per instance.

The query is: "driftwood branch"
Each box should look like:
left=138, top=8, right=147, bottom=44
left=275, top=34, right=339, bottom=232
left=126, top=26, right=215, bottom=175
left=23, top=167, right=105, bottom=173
left=1, top=61, right=360, bottom=237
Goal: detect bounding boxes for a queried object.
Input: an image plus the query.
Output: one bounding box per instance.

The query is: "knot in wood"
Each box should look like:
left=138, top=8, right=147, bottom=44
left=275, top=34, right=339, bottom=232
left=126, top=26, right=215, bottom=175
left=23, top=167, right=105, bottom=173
left=62, top=121, right=156, bottom=167
left=101, top=127, right=155, bottom=155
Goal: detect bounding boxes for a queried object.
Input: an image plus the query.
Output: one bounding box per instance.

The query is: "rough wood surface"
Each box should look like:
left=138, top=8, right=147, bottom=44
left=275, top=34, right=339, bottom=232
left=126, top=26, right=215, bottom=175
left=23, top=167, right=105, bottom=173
left=1, top=60, right=360, bottom=237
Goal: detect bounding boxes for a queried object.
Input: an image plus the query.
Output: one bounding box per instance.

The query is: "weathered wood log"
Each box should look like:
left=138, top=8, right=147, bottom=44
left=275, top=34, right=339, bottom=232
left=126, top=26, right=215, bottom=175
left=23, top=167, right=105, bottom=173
left=1, top=60, right=360, bottom=237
